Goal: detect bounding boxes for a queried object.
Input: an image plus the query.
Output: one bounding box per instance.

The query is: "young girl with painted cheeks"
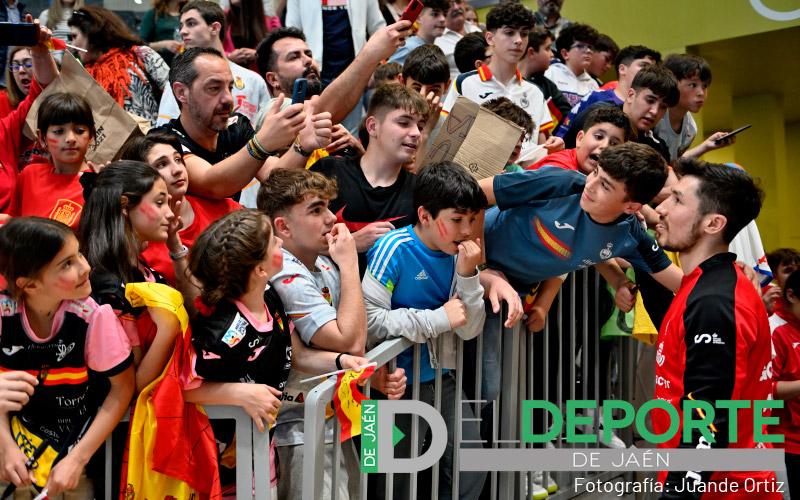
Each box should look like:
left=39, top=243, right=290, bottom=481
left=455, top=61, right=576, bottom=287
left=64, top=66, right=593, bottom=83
left=11, top=93, right=95, bottom=229
left=0, top=217, right=134, bottom=497
left=185, top=210, right=367, bottom=492
left=78, top=161, right=181, bottom=393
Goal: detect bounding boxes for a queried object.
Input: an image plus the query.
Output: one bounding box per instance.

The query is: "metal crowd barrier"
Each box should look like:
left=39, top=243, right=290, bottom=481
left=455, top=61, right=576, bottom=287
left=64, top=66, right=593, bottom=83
left=105, top=405, right=272, bottom=499
left=105, top=269, right=638, bottom=499
left=301, top=267, right=640, bottom=500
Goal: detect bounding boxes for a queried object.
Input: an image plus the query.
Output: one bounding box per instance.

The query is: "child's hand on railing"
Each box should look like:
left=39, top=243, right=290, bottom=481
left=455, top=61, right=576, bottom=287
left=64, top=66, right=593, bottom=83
left=235, top=384, right=283, bottom=433
left=370, top=366, right=407, bottom=400
left=443, top=296, right=467, bottom=329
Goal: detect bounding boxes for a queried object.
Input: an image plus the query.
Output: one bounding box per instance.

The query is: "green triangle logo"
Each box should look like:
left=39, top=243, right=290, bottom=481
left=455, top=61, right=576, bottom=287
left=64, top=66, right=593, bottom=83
left=392, top=425, right=405, bottom=447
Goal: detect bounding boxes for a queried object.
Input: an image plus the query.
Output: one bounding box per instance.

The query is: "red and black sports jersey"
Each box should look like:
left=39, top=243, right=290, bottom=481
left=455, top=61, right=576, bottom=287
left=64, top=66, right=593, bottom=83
left=769, top=314, right=800, bottom=454
left=311, top=155, right=416, bottom=274
left=653, top=252, right=779, bottom=498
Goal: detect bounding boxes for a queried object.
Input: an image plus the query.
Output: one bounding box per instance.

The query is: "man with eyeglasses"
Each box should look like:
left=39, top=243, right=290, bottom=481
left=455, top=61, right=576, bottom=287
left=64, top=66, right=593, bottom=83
left=544, top=22, right=599, bottom=107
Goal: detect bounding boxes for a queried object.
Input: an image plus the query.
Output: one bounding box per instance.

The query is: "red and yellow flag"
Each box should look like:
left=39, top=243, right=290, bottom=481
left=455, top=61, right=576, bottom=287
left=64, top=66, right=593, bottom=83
left=45, top=38, right=66, bottom=51
left=333, top=364, right=377, bottom=442
left=120, top=283, right=221, bottom=500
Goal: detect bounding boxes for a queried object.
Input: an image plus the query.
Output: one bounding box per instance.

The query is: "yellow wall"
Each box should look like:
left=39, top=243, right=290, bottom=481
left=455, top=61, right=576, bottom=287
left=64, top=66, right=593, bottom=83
left=478, top=0, right=800, bottom=250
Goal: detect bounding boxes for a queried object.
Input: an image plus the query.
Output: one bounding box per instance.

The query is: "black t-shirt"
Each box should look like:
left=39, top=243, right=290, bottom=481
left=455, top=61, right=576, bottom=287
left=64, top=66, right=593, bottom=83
left=155, top=114, right=254, bottom=200
left=311, top=155, right=416, bottom=273
left=320, top=5, right=355, bottom=83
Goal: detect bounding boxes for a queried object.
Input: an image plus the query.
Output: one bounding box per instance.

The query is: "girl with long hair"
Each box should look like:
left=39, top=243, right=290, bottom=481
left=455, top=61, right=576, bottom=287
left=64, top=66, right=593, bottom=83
left=139, top=0, right=183, bottom=65
left=78, top=161, right=181, bottom=392
left=223, top=0, right=280, bottom=68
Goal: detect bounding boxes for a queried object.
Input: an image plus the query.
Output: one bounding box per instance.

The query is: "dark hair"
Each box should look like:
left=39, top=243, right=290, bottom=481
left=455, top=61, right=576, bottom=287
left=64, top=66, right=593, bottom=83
left=598, top=143, right=667, bottom=204
left=0, top=217, right=74, bottom=299
left=785, top=269, right=800, bottom=303
left=485, top=1, right=534, bottom=32
left=414, top=161, right=488, bottom=219
left=673, top=159, right=764, bottom=244
left=180, top=0, right=226, bottom=34
left=482, top=96, right=533, bottom=136
left=614, top=45, right=661, bottom=76
left=226, top=0, right=268, bottom=50
left=68, top=6, right=143, bottom=52
left=257, top=168, right=337, bottom=218
left=554, top=23, right=599, bottom=60
left=526, top=26, right=552, bottom=53
left=367, top=83, right=429, bottom=121
left=189, top=209, right=272, bottom=307
left=119, top=129, right=184, bottom=164
left=78, top=161, right=163, bottom=283
left=581, top=106, right=634, bottom=141
left=663, top=53, right=712, bottom=85
left=631, top=65, right=679, bottom=108
left=169, top=47, right=226, bottom=88
left=594, top=33, right=618, bottom=58
left=422, top=0, right=451, bottom=12
left=36, top=92, right=96, bottom=138
left=454, top=31, right=489, bottom=74
left=402, top=44, right=450, bottom=86
left=767, top=248, right=800, bottom=275
left=373, top=61, right=402, bottom=85
left=255, top=26, right=306, bottom=77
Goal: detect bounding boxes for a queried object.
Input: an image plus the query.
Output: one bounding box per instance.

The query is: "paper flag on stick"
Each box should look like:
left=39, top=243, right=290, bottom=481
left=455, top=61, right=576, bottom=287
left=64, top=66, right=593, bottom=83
left=45, top=37, right=66, bottom=51
left=333, top=364, right=377, bottom=442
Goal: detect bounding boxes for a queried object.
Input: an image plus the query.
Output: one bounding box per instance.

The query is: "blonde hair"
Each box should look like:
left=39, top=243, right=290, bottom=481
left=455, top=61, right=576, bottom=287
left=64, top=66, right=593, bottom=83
left=45, top=0, right=85, bottom=30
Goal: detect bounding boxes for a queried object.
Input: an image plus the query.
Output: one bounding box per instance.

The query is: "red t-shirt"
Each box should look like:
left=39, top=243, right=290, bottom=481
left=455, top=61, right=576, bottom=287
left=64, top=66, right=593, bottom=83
left=769, top=312, right=800, bottom=454
left=12, top=162, right=85, bottom=229
left=142, top=194, right=241, bottom=284
left=527, top=149, right=579, bottom=172
left=0, top=80, right=42, bottom=214
left=0, top=91, right=12, bottom=120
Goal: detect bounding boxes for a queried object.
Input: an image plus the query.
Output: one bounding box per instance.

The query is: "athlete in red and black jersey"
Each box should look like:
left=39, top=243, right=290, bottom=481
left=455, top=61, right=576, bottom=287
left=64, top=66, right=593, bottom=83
left=653, top=158, right=780, bottom=498
left=310, top=84, right=429, bottom=274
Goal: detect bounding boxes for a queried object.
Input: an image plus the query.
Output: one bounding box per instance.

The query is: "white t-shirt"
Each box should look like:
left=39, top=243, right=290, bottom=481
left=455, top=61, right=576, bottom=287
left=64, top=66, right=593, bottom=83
left=543, top=62, right=599, bottom=109
left=156, top=59, right=270, bottom=126
left=441, top=65, right=554, bottom=163
left=655, top=111, right=698, bottom=162
left=270, top=250, right=341, bottom=446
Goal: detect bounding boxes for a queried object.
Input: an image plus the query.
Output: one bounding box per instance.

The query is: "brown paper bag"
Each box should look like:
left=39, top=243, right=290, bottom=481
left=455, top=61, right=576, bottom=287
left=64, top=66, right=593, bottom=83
left=425, top=97, right=524, bottom=179
left=24, top=51, right=142, bottom=164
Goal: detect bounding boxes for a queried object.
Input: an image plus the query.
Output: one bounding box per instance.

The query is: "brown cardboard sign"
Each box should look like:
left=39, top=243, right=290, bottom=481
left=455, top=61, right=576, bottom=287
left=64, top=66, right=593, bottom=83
left=24, top=51, right=142, bottom=164
left=425, top=96, right=524, bottom=179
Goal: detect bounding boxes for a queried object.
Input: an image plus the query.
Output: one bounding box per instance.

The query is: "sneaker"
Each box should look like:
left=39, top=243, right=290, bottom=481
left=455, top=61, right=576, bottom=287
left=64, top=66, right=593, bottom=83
left=580, top=407, right=628, bottom=449
left=531, top=470, right=558, bottom=496
left=529, top=471, right=549, bottom=499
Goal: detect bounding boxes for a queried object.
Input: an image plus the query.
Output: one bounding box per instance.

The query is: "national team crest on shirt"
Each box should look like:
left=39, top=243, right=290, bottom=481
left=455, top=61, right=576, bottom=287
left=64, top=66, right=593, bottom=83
left=234, top=76, right=245, bottom=89
left=599, top=242, right=613, bottom=260
left=533, top=217, right=572, bottom=259
left=49, top=199, right=82, bottom=227
left=221, top=313, right=249, bottom=347
left=519, top=96, right=530, bottom=108
left=321, top=287, right=332, bottom=305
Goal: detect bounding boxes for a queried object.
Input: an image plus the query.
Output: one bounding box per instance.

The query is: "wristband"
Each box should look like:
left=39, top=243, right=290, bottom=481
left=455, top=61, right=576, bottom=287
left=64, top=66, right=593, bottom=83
left=251, top=134, right=279, bottom=157
left=335, top=352, right=349, bottom=371
left=246, top=138, right=267, bottom=161
left=169, top=244, right=189, bottom=261
left=292, top=137, right=313, bottom=157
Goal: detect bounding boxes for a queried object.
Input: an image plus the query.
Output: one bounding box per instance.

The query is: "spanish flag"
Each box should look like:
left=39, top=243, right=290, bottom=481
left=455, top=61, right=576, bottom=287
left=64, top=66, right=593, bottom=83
left=120, top=283, right=221, bottom=499
left=333, top=364, right=377, bottom=442
left=45, top=38, right=66, bottom=51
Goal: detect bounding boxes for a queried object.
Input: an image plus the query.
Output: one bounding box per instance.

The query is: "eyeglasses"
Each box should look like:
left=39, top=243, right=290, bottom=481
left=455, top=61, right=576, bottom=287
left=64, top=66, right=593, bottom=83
left=570, top=42, right=594, bottom=52
left=9, top=60, right=33, bottom=72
